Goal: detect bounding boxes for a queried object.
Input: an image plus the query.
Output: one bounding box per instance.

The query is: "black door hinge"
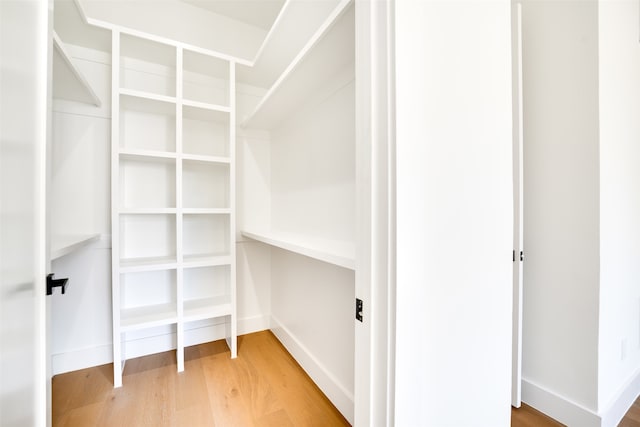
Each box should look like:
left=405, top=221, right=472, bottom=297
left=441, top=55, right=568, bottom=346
left=356, top=298, right=363, bottom=322
left=47, top=273, right=68, bottom=295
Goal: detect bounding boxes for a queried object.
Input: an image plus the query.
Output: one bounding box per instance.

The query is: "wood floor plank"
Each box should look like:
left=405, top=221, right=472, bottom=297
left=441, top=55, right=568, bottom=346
left=620, top=397, right=640, bottom=427
left=511, top=403, right=564, bottom=427
left=201, top=351, right=255, bottom=427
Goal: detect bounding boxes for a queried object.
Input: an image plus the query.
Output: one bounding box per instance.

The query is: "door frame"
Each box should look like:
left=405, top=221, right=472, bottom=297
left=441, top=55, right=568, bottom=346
left=511, top=0, right=524, bottom=408
left=354, top=0, right=396, bottom=424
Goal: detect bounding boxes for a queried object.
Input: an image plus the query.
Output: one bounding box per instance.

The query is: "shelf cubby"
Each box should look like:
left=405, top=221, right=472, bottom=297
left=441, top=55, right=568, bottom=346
left=183, top=49, right=229, bottom=107
left=120, top=269, right=177, bottom=331
left=120, top=33, right=176, bottom=97
left=183, top=105, right=229, bottom=158
left=183, top=214, right=230, bottom=259
left=183, top=266, right=232, bottom=322
left=119, top=156, right=176, bottom=210
left=119, top=93, right=176, bottom=153
left=182, top=160, right=230, bottom=209
left=119, top=214, right=176, bottom=265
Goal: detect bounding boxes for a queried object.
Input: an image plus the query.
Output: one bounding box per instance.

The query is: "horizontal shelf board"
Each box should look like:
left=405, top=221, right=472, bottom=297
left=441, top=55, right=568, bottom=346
left=120, top=256, right=177, bottom=273
left=182, top=208, right=231, bottom=215
left=52, top=31, right=102, bottom=106
left=181, top=153, right=230, bottom=164
left=119, top=208, right=230, bottom=215
left=51, top=233, right=101, bottom=260
left=237, top=0, right=344, bottom=88
left=183, top=254, right=232, bottom=269
left=119, top=208, right=177, bottom=214
left=183, top=99, right=230, bottom=115
left=183, top=296, right=232, bottom=323
left=119, top=148, right=177, bottom=160
left=242, top=1, right=353, bottom=130
left=120, top=303, right=177, bottom=332
left=120, top=88, right=177, bottom=107
left=242, top=229, right=355, bottom=270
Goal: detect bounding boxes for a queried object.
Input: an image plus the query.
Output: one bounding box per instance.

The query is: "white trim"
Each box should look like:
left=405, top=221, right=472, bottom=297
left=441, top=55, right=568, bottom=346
left=522, top=378, right=600, bottom=427
left=599, top=367, right=640, bottom=427
left=270, top=315, right=354, bottom=424
left=511, top=1, right=524, bottom=408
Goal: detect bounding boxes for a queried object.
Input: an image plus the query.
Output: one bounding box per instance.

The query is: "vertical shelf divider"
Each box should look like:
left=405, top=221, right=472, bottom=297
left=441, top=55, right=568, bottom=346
left=175, top=46, right=185, bottom=373
left=228, top=60, right=237, bottom=358
left=111, top=30, right=123, bottom=388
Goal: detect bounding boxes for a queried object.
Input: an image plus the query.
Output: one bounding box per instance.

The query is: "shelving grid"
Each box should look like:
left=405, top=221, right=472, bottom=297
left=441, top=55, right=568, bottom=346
left=111, top=28, right=237, bottom=387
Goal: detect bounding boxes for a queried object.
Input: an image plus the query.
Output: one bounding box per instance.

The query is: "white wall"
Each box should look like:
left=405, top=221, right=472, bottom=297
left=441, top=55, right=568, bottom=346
left=270, top=69, right=355, bottom=242
left=520, top=0, right=601, bottom=417
left=393, top=1, right=513, bottom=425
left=597, top=0, right=640, bottom=422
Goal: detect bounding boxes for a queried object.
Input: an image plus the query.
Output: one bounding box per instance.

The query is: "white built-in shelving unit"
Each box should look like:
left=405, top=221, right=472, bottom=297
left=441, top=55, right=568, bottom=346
left=110, top=28, right=238, bottom=387
left=240, top=0, right=355, bottom=272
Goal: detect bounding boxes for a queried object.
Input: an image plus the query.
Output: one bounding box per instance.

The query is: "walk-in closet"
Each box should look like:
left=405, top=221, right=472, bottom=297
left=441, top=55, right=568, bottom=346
left=49, top=0, right=357, bottom=422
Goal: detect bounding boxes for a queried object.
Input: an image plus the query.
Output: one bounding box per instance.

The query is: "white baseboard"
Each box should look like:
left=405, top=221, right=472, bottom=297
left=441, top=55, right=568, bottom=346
left=523, top=371, right=640, bottom=427
left=51, top=314, right=270, bottom=375
left=270, top=315, right=354, bottom=425
left=600, top=367, right=640, bottom=427
left=522, top=378, right=600, bottom=427
left=52, top=343, right=113, bottom=375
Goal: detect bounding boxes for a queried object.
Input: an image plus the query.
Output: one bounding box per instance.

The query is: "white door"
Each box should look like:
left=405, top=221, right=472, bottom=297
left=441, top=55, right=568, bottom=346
left=0, top=0, right=51, bottom=425
left=511, top=0, right=524, bottom=408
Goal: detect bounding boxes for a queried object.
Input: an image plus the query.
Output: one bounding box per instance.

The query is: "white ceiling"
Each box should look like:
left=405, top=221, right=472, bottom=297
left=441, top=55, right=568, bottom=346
left=180, top=0, right=285, bottom=30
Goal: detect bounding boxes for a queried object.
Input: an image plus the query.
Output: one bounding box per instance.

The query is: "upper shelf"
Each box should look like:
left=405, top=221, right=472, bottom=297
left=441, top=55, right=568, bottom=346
left=52, top=31, right=102, bottom=106
left=236, top=0, right=343, bottom=89
left=241, top=1, right=354, bottom=130
left=242, top=229, right=354, bottom=270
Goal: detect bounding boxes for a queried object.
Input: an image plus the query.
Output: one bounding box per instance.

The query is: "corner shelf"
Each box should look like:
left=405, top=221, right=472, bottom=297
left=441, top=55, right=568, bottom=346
left=242, top=229, right=354, bottom=270
left=236, top=0, right=345, bottom=88
left=51, top=233, right=101, bottom=260
left=241, top=0, right=353, bottom=130
left=52, top=31, right=101, bottom=106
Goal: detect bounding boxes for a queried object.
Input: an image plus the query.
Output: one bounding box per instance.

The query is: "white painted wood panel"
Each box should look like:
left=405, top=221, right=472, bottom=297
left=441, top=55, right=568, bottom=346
left=394, top=1, right=513, bottom=425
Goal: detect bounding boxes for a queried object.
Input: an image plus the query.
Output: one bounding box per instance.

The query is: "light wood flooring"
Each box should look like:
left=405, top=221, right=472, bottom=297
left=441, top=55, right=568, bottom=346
left=53, top=331, right=349, bottom=426
left=53, top=330, right=640, bottom=427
